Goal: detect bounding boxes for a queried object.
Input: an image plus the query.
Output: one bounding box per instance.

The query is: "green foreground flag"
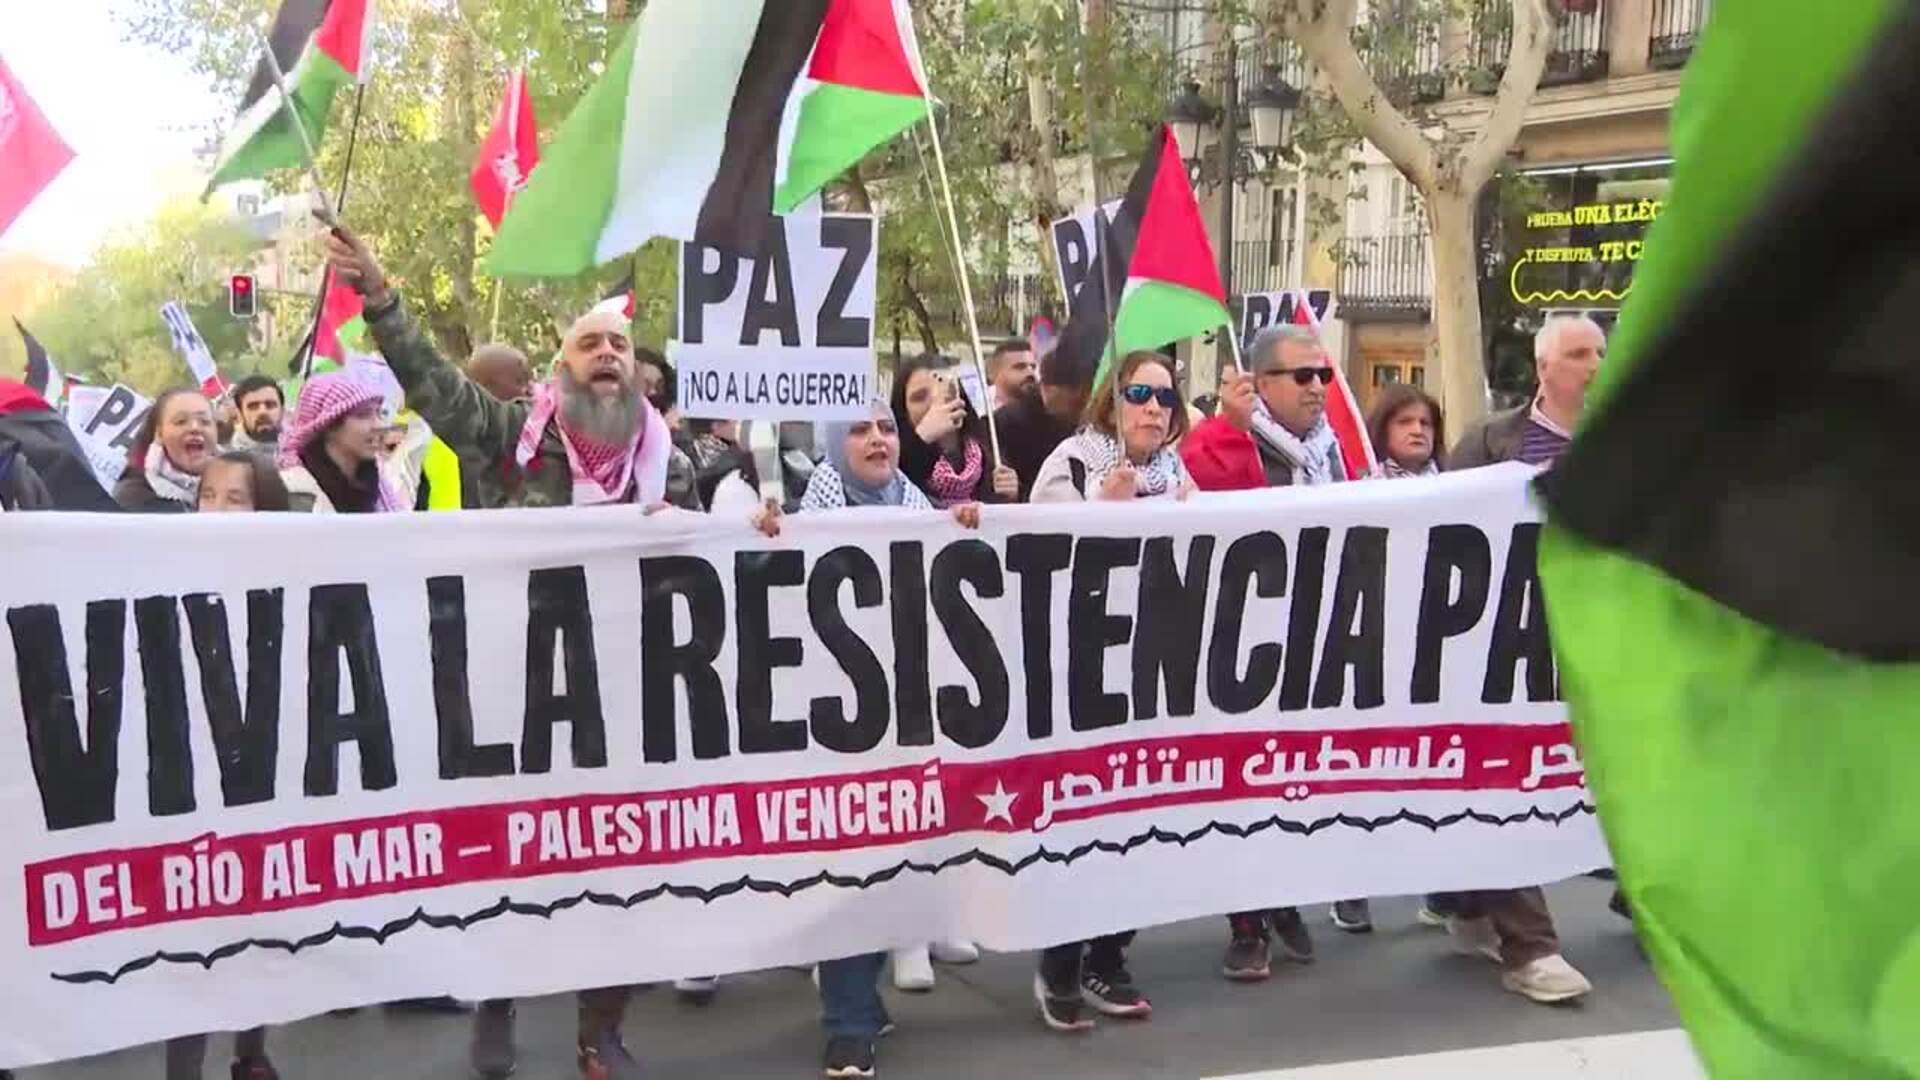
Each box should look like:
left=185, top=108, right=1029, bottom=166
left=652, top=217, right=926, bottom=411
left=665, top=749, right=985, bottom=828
left=1536, top=0, right=1920, bottom=1075
left=206, top=0, right=374, bottom=192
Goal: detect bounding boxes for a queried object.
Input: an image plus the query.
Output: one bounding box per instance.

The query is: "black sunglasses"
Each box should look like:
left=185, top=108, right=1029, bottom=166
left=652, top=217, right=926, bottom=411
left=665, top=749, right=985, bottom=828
left=1120, top=383, right=1181, bottom=409
left=1263, top=366, right=1334, bottom=387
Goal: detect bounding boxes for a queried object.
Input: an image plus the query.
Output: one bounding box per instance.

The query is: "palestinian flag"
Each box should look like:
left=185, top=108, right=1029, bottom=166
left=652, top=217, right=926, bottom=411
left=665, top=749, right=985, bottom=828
left=593, top=270, right=637, bottom=321
left=1535, top=1, right=1920, bottom=1075
left=13, top=318, right=58, bottom=403
left=1054, top=125, right=1229, bottom=389
left=206, top=0, right=374, bottom=192
left=312, top=276, right=366, bottom=364
left=487, top=0, right=927, bottom=276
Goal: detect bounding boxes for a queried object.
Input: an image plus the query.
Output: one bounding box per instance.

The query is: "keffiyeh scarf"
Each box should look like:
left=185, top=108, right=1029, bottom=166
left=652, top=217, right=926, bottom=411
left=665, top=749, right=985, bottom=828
left=1067, top=428, right=1184, bottom=497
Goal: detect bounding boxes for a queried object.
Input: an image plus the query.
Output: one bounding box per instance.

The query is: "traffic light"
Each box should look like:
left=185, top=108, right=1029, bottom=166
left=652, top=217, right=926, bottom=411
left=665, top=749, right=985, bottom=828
left=229, top=273, right=257, bottom=318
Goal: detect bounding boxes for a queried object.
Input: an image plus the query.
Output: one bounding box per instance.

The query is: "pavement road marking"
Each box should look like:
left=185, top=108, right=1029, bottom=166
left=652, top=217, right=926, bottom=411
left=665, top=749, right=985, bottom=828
left=1205, top=1029, right=1705, bottom=1079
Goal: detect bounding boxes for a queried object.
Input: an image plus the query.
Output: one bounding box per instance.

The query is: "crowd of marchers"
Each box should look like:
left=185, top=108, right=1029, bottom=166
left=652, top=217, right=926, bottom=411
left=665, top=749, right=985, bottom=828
left=0, top=223, right=1619, bottom=1080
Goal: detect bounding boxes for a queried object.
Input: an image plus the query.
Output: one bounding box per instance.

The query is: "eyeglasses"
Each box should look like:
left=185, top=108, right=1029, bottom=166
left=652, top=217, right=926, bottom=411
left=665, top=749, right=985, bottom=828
left=1262, top=366, right=1334, bottom=387
left=1120, top=383, right=1181, bottom=409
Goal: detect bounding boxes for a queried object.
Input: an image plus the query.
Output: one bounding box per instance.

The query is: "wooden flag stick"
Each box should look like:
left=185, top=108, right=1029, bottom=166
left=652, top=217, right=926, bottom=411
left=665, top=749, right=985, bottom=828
left=918, top=99, right=1002, bottom=462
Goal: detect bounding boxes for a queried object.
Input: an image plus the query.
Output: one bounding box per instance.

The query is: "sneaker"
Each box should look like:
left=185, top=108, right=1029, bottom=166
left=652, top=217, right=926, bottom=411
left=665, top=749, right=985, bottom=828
left=1447, top=914, right=1503, bottom=963
left=1501, top=954, right=1593, bottom=1004
left=231, top=1057, right=279, bottom=1080
left=1415, top=905, right=1449, bottom=928
left=470, top=1001, right=516, bottom=1079
left=577, top=1031, right=643, bottom=1080
left=1032, top=972, right=1094, bottom=1033
left=673, top=976, right=719, bottom=1005
left=891, top=944, right=935, bottom=992
left=1080, top=967, right=1152, bottom=1018
left=1269, top=908, right=1315, bottom=964
left=1221, top=917, right=1272, bottom=982
left=1330, top=899, right=1374, bottom=933
left=929, top=938, right=980, bottom=965
left=1608, top=888, right=1633, bottom=921
left=822, top=1035, right=877, bottom=1079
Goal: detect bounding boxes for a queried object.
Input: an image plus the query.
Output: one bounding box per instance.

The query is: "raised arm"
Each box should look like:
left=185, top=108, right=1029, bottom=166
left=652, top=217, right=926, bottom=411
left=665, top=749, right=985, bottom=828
left=324, top=225, right=526, bottom=463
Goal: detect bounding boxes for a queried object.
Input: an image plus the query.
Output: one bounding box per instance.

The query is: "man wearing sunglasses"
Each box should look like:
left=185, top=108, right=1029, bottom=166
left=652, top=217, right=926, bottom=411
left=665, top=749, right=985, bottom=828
left=1178, top=323, right=1358, bottom=980
left=1181, top=324, right=1349, bottom=492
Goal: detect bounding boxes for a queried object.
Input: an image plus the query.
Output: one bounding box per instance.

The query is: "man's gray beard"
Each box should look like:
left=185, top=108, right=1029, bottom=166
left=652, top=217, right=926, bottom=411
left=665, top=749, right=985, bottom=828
left=558, top=366, right=643, bottom=445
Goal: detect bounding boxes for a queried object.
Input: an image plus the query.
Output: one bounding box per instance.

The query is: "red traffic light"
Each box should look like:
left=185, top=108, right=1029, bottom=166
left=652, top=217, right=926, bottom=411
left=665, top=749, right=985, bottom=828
left=229, top=273, right=257, bottom=318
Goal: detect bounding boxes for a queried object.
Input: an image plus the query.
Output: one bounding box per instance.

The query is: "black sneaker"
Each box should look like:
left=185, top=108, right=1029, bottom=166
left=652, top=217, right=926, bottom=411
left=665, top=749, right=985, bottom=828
left=1330, top=899, right=1374, bottom=933
left=1222, top=916, right=1272, bottom=981
left=231, top=1057, right=279, bottom=1080
left=822, top=1035, right=877, bottom=1079
left=1270, top=908, right=1315, bottom=964
left=1081, top=966, right=1152, bottom=1018
left=1609, top=888, right=1633, bottom=921
left=1032, top=972, right=1094, bottom=1032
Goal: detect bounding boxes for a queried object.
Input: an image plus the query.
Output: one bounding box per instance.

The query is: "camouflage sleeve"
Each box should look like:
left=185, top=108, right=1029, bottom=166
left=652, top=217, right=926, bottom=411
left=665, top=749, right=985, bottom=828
left=367, top=296, right=527, bottom=464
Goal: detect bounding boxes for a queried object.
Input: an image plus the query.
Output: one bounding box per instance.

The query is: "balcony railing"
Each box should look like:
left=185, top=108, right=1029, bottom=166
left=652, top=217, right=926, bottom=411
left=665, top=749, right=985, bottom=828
left=1542, top=1, right=1609, bottom=85
left=1230, top=238, right=1294, bottom=296
left=1649, top=0, right=1709, bottom=68
left=1336, top=233, right=1431, bottom=315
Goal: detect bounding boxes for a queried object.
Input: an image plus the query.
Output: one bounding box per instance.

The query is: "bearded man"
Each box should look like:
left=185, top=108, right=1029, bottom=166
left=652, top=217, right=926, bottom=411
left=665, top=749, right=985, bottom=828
left=324, top=224, right=697, bottom=513
left=322, top=224, right=685, bottom=1079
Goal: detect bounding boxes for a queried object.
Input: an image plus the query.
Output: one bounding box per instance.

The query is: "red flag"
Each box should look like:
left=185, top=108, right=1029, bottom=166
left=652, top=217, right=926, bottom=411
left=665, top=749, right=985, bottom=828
left=470, top=69, right=539, bottom=229
left=314, top=278, right=365, bottom=364
left=0, top=53, right=75, bottom=238
left=1291, top=294, right=1378, bottom=478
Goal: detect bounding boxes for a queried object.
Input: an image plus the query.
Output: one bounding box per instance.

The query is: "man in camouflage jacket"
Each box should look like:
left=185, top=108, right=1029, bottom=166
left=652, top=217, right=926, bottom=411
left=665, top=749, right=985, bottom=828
left=330, top=229, right=698, bottom=513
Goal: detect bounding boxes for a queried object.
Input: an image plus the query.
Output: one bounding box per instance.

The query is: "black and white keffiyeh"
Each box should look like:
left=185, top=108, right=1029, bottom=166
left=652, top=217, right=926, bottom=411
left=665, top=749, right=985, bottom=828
left=1066, top=428, right=1185, bottom=497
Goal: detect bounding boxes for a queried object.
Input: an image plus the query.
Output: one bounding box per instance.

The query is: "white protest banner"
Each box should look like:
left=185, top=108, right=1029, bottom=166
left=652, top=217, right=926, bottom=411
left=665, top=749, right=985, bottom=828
left=672, top=213, right=877, bottom=421
left=71, top=383, right=151, bottom=456
left=0, top=465, right=1603, bottom=1067
left=1239, top=288, right=1335, bottom=352
left=1050, top=198, right=1123, bottom=307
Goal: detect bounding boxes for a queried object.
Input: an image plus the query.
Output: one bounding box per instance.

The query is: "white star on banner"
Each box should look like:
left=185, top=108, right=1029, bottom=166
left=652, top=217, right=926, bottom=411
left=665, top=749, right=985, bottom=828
left=976, top=780, right=1018, bottom=825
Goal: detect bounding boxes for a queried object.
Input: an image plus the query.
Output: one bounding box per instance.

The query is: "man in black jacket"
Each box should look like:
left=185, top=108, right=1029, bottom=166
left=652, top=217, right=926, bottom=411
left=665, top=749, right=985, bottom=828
left=0, top=378, right=118, bottom=511
left=991, top=347, right=1088, bottom=502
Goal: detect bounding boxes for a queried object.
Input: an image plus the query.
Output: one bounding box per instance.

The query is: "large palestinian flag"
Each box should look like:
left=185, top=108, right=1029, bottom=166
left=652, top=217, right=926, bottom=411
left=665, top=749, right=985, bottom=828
left=1054, top=125, right=1229, bottom=389
left=1535, top=0, right=1920, bottom=1075
left=488, top=0, right=927, bottom=276
left=206, top=0, right=374, bottom=191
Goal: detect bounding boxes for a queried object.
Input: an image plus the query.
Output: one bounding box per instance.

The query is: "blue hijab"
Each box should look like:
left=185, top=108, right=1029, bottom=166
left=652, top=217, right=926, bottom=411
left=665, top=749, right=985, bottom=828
left=821, top=401, right=908, bottom=507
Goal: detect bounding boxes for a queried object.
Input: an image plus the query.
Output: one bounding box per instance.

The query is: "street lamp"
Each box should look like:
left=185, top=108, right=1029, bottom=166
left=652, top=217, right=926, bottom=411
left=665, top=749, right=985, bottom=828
left=1245, top=65, right=1301, bottom=167
left=1167, top=81, right=1219, bottom=180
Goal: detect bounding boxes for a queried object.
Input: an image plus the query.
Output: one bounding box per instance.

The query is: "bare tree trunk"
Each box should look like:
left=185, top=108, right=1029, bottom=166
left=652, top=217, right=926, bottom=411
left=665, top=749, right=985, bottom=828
left=1274, top=0, right=1559, bottom=431
left=1024, top=44, right=1067, bottom=307
left=900, top=258, right=939, bottom=355
left=1426, top=191, right=1484, bottom=426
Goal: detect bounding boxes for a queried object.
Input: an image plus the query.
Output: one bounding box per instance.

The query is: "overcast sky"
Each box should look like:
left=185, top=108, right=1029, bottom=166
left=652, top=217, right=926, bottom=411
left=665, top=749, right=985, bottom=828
left=1, top=1, right=222, bottom=267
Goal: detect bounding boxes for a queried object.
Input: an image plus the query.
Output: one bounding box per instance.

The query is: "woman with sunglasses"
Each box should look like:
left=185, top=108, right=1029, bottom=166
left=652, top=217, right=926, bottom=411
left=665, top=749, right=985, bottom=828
left=1030, top=350, right=1193, bottom=505
left=1026, top=350, right=1191, bottom=1034
left=753, top=398, right=983, bottom=1080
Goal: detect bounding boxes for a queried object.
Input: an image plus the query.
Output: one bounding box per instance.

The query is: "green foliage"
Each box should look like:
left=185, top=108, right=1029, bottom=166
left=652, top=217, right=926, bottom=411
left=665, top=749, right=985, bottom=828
left=30, top=200, right=266, bottom=394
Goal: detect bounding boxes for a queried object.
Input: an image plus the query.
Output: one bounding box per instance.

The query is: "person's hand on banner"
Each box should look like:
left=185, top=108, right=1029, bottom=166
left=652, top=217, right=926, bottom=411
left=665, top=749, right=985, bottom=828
left=1100, top=462, right=1138, bottom=501
left=916, top=393, right=965, bottom=445
left=990, top=465, right=1018, bottom=501
left=1177, top=478, right=1196, bottom=501
left=752, top=499, right=783, bottom=538
left=950, top=502, right=982, bottom=529
left=1219, top=367, right=1257, bottom=432
left=320, top=216, right=391, bottom=308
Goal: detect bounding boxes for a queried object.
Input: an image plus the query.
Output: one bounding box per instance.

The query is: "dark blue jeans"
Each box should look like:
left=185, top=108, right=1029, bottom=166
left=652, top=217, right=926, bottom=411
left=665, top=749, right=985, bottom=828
left=817, top=952, right=888, bottom=1038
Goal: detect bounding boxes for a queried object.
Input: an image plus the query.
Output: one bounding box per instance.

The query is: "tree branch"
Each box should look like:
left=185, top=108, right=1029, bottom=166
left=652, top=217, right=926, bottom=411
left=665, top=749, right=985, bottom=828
left=1277, top=0, right=1437, bottom=191
left=1460, top=0, right=1556, bottom=192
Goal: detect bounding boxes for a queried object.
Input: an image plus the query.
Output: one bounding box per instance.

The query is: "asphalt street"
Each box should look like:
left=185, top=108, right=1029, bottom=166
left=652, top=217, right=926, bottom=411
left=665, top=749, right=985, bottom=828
left=25, top=878, right=1692, bottom=1079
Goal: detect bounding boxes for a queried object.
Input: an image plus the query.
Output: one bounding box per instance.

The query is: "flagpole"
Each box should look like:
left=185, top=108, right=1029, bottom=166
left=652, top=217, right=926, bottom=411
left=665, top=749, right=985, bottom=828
left=918, top=101, right=1002, bottom=463
left=294, top=84, right=368, bottom=377
left=1078, top=9, right=1122, bottom=408
left=252, top=28, right=337, bottom=223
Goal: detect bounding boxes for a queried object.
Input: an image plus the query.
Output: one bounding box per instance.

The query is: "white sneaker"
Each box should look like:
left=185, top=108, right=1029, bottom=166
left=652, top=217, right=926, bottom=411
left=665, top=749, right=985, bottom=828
left=1501, top=954, right=1593, bottom=1004
left=1446, top=915, right=1503, bottom=964
left=891, top=945, right=935, bottom=992
left=929, top=938, right=980, bottom=965
left=673, top=976, right=718, bottom=1004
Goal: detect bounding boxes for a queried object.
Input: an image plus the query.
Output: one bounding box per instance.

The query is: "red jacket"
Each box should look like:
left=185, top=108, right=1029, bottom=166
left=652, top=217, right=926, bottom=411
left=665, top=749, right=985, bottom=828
left=1179, top=415, right=1266, bottom=492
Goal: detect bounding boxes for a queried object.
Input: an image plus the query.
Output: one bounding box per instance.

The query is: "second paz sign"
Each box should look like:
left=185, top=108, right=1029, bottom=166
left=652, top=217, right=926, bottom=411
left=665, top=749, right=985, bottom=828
left=674, top=213, right=878, bottom=421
